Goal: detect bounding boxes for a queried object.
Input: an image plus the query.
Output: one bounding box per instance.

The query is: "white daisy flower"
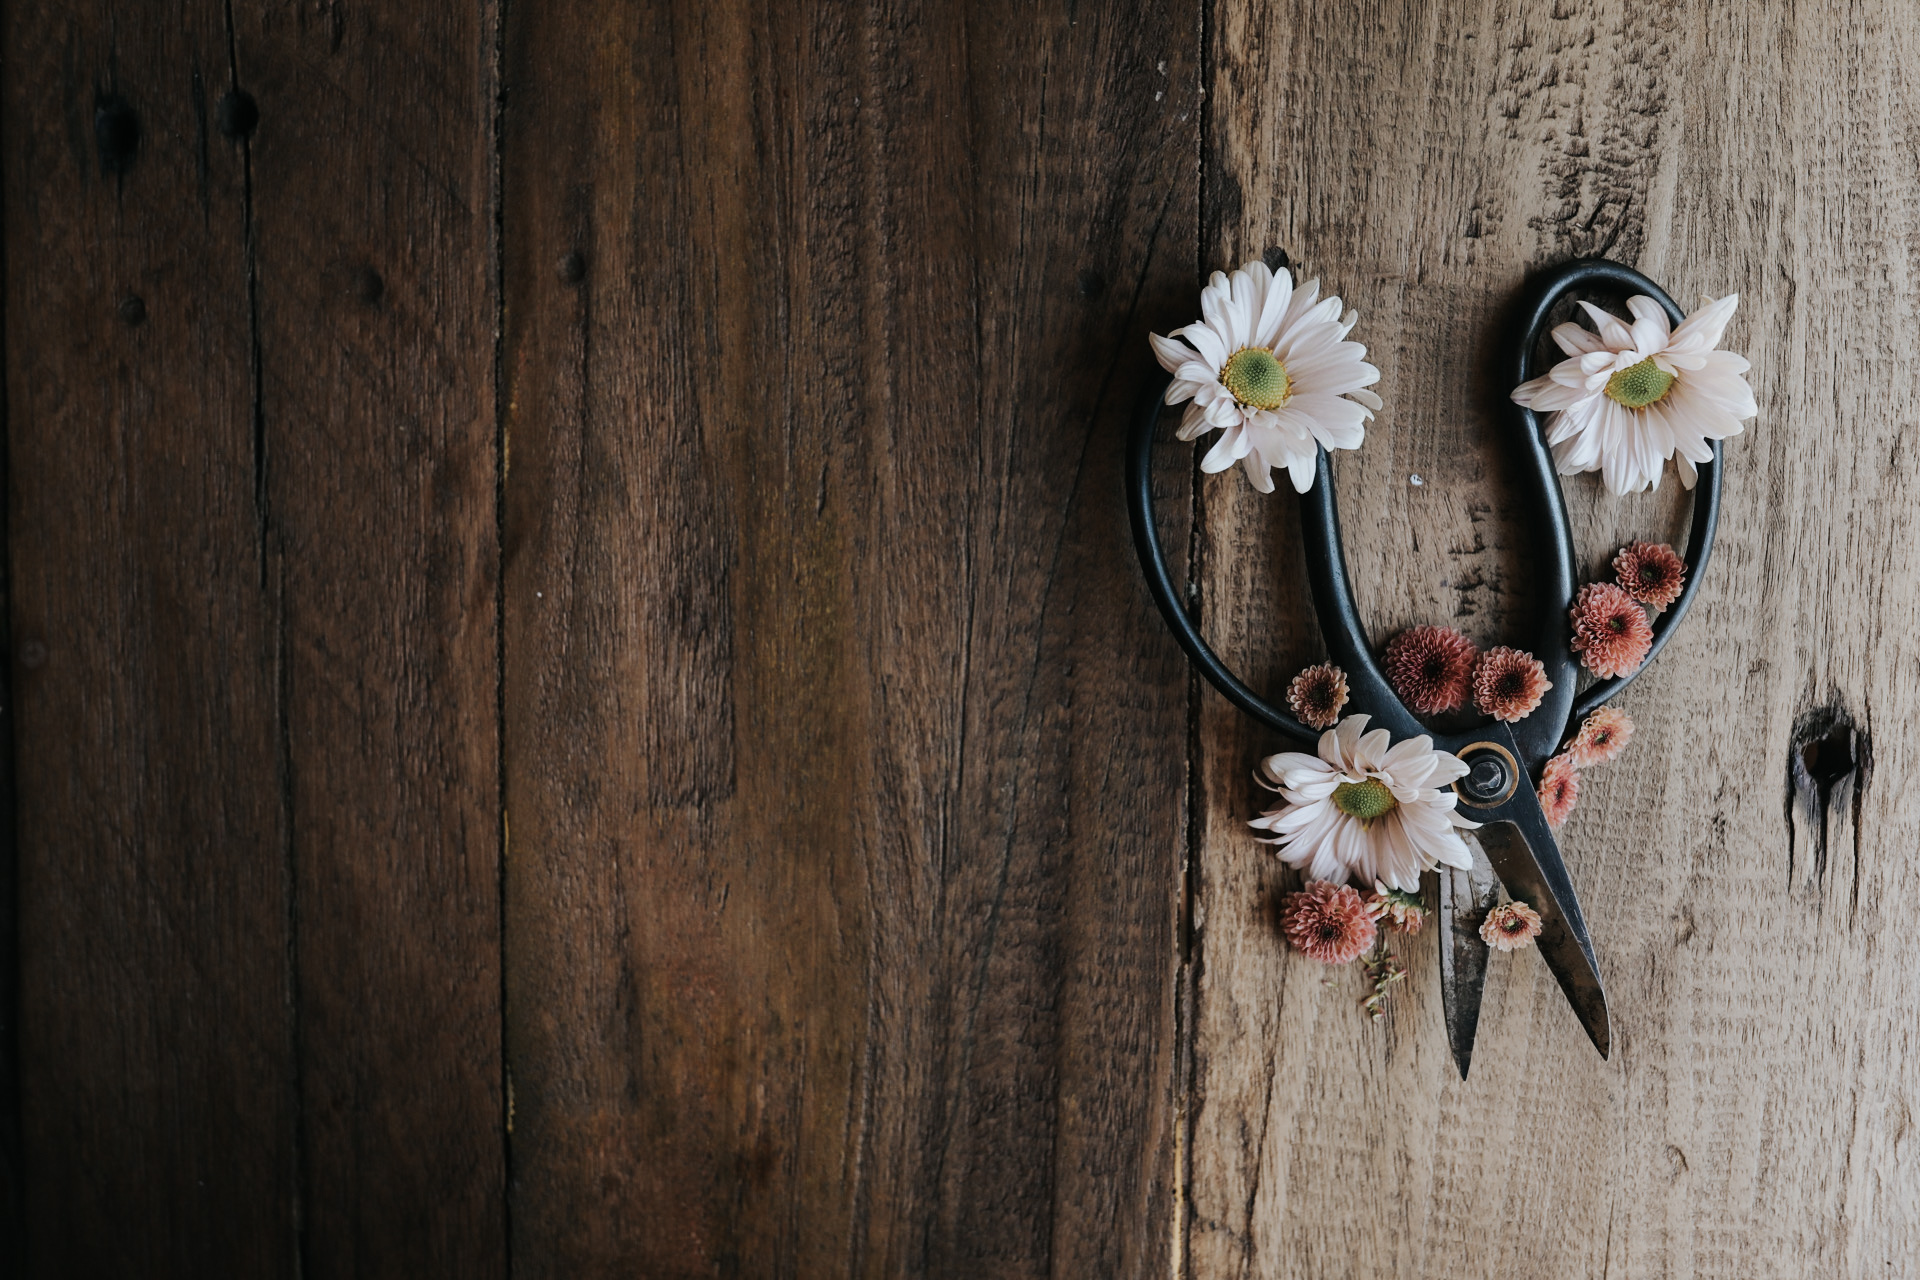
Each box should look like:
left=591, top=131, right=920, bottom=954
left=1510, top=293, right=1757, bottom=495
left=1149, top=260, right=1382, bottom=494
left=1248, top=715, right=1478, bottom=892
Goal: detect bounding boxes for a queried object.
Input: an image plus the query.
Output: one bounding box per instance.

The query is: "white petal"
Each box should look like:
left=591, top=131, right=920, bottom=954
left=1225, top=266, right=1263, bottom=349
left=1517, top=379, right=1594, bottom=413
left=1426, top=749, right=1470, bottom=784
left=1177, top=321, right=1227, bottom=370
left=1626, top=294, right=1673, bottom=356
left=1667, top=293, right=1739, bottom=353
left=1199, top=423, right=1249, bottom=472
left=1511, top=373, right=1555, bottom=408
left=1204, top=395, right=1243, bottom=428
left=1550, top=321, right=1609, bottom=356
left=1285, top=450, right=1318, bottom=493
left=1174, top=400, right=1210, bottom=440
left=1254, top=266, right=1295, bottom=347
left=1577, top=301, right=1637, bottom=351
left=1241, top=450, right=1275, bottom=493
left=1150, top=331, right=1197, bottom=373
left=1199, top=272, right=1234, bottom=340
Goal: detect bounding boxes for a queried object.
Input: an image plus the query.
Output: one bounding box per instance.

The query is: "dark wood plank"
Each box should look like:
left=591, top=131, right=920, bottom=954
left=229, top=3, right=507, bottom=1274
left=499, top=0, right=1198, bottom=1272
left=3, top=4, right=295, bottom=1274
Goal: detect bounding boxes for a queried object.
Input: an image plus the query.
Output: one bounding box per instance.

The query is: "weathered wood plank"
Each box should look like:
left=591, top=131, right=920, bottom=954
left=499, top=0, right=1198, bottom=1273
left=2, top=5, right=294, bottom=1273
left=230, top=2, right=508, bottom=1273
left=5, top=1, right=507, bottom=1272
left=1189, top=2, right=1920, bottom=1275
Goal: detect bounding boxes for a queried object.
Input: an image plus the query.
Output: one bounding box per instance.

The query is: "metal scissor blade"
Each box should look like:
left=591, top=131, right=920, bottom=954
left=1439, top=834, right=1501, bottom=1078
left=1473, top=817, right=1612, bottom=1058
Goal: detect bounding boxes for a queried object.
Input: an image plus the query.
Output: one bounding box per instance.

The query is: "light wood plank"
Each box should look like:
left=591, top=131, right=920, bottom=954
left=1188, top=2, right=1920, bottom=1275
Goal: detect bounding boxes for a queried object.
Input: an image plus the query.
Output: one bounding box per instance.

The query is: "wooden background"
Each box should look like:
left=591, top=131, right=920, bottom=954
left=2, top=0, right=1915, bottom=1275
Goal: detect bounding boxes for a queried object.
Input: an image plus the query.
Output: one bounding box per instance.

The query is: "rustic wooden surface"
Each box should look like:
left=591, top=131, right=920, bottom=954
left=1189, top=2, right=1920, bottom=1277
left=498, top=0, right=1194, bottom=1273
left=4, top=1, right=505, bottom=1274
left=4, top=0, right=1919, bottom=1275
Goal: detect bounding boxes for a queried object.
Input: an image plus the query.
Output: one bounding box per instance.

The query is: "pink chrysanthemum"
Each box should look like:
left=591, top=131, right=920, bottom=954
left=1366, top=883, right=1428, bottom=936
left=1280, top=880, right=1378, bottom=965
left=1480, top=901, right=1544, bottom=952
left=1569, top=583, right=1652, bottom=678
left=1568, top=706, right=1634, bottom=768
left=1538, top=753, right=1580, bottom=827
left=1613, top=541, right=1686, bottom=609
left=1471, top=646, right=1552, bottom=723
left=1287, top=663, right=1349, bottom=731
left=1383, top=625, right=1477, bottom=715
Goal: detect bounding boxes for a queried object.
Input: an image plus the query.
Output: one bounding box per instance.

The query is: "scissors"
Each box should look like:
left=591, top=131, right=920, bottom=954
left=1127, top=257, right=1721, bottom=1076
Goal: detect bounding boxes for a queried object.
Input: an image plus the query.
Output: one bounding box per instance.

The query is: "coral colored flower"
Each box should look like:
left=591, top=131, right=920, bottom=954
left=1287, top=663, right=1350, bottom=731
left=1510, top=293, right=1756, bottom=495
left=1383, top=625, right=1477, bottom=715
left=1251, top=715, right=1478, bottom=891
left=1150, top=260, right=1382, bottom=494
left=1537, top=753, right=1580, bottom=827
left=1366, top=883, right=1428, bottom=935
left=1280, top=880, right=1378, bottom=964
left=1569, top=583, right=1653, bottom=678
left=1480, top=900, right=1545, bottom=952
left=1568, top=706, right=1634, bottom=768
left=1471, top=646, right=1552, bottom=723
left=1613, top=541, right=1687, bottom=609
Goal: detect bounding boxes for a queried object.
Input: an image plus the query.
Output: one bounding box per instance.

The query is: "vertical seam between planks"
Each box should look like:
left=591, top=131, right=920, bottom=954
left=218, top=6, right=306, bottom=1273
left=1176, top=1, right=1214, bottom=1276
left=0, top=12, right=25, bottom=1255
left=487, top=0, right=515, bottom=1269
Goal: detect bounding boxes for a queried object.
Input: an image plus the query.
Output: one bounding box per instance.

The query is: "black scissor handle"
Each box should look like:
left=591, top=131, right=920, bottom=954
left=1513, top=261, right=1723, bottom=730
left=1125, top=376, right=1319, bottom=743
left=1127, top=257, right=1722, bottom=759
left=1125, top=390, right=1427, bottom=748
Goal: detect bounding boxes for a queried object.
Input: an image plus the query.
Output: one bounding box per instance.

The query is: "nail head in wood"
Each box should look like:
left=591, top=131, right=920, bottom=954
left=217, top=90, right=259, bottom=141
left=94, top=93, right=139, bottom=175
left=118, top=296, right=146, bottom=326
left=558, top=250, right=586, bottom=284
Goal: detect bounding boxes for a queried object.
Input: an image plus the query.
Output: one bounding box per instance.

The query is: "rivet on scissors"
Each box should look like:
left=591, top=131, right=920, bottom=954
left=1452, top=741, right=1520, bottom=809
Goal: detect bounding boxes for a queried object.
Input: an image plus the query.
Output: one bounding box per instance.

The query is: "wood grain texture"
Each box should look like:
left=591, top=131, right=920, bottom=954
left=2, top=1, right=506, bottom=1274
left=498, top=0, right=1197, bottom=1274
left=2, top=5, right=295, bottom=1273
left=9, top=0, right=1920, bottom=1274
left=232, top=2, right=507, bottom=1273
left=1188, top=2, right=1920, bottom=1275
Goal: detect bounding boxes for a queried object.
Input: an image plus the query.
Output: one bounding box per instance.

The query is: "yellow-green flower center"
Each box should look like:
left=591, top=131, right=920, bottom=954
left=1604, top=357, right=1676, bottom=409
left=1221, top=347, right=1292, bottom=410
left=1332, top=778, right=1398, bottom=822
